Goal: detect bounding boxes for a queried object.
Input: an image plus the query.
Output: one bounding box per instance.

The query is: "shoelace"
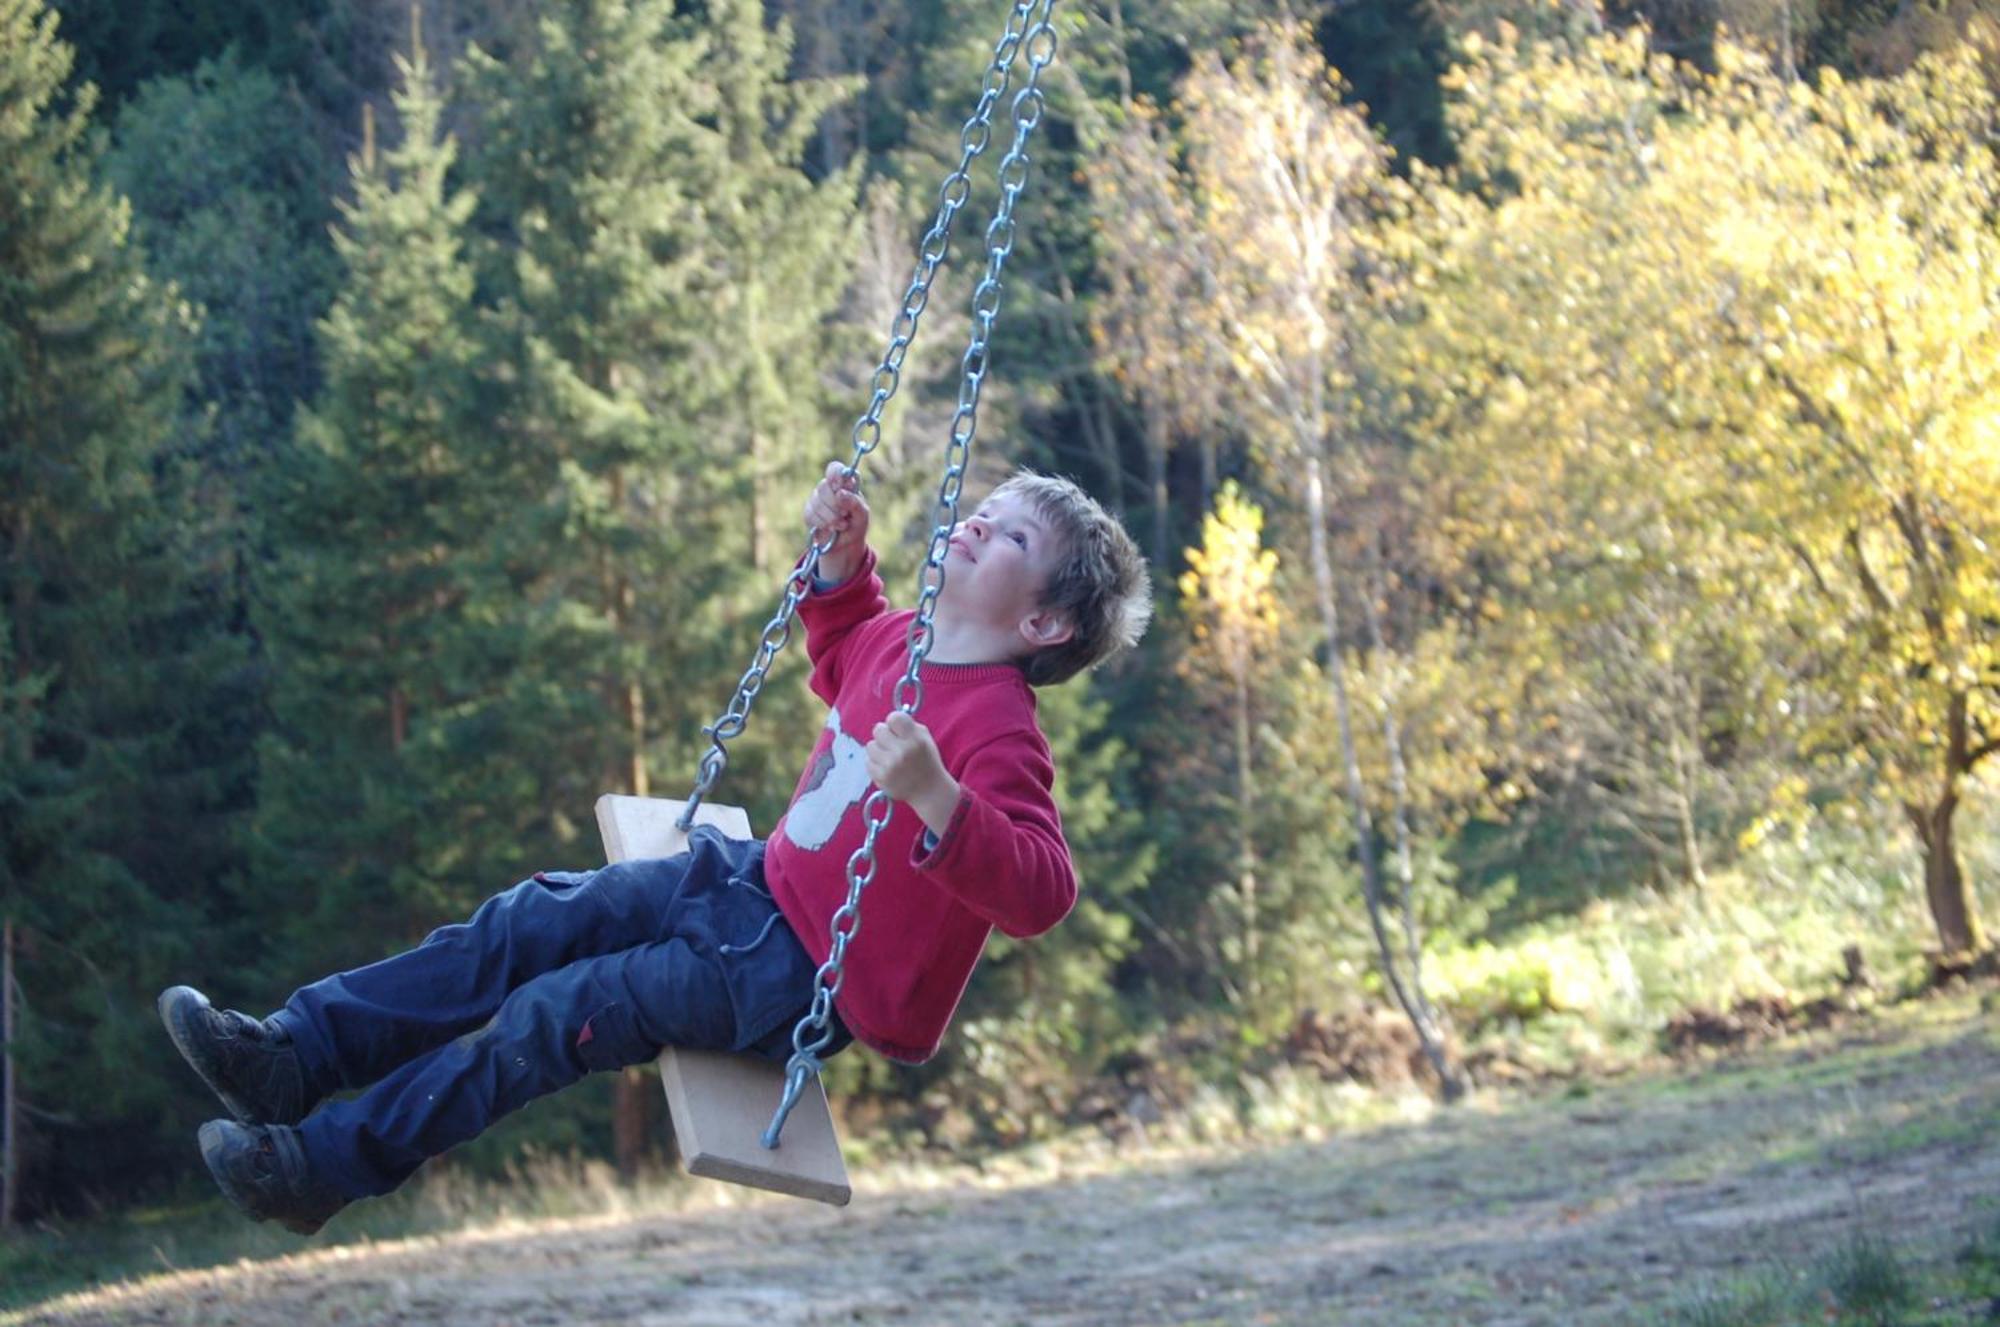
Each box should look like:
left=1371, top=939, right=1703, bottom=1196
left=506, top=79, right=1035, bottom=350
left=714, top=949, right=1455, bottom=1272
left=212, top=1006, right=264, bottom=1045
left=256, top=1126, right=312, bottom=1189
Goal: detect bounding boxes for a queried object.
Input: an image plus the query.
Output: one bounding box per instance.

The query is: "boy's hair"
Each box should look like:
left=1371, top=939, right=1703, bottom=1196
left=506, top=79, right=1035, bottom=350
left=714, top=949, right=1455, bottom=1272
left=989, top=471, right=1152, bottom=687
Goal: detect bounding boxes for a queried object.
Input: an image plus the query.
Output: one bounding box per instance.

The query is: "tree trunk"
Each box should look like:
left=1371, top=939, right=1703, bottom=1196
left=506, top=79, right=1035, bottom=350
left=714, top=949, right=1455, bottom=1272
left=1906, top=690, right=1990, bottom=959
left=1234, top=659, right=1258, bottom=1008
left=1054, top=269, right=1126, bottom=521
left=8, top=509, right=33, bottom=766
left=1359, top=550, right=1453, bottom=1080
left=4, top=917, right=17, bottom=1232
left=613, top=1067, right=656, bottom=1178
left=389, top=684, right=408, bottom=753
left=605, top=469, right=649, bottom=1173
left=620, top=564, right=646, bottom=802
left=750, top=427, right=769, bottom=578
left=608, top=470, right=647, bottom=800
left=1908, top=796, right=1985, bottom=958
left=1146, top=402, right=1172, bottom=575
left=1304, top=453, right=1464, bottom=1102
left=1669, top=728, right=1706, bottom=891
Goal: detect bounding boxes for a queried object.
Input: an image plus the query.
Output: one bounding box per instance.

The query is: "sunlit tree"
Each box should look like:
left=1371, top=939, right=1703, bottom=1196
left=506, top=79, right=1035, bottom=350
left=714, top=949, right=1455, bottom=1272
left=1087, top=99, right=1222, bottom=567
left=1179, top=483, right=1283, bottom=1005
left=1379, top=28, right=1997, bottom=957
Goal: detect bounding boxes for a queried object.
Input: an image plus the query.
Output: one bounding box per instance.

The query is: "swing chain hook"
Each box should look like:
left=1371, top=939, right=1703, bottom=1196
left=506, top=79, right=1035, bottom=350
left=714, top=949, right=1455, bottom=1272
left=761, top=1049, right=825, bottom=1149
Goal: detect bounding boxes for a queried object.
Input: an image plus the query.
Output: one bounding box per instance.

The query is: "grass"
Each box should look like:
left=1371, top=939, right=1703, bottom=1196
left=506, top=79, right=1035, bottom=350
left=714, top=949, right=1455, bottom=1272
left=1652, top=1218, right=2000, bottom=1325
left=1426, top=814, right=1955, bottom=1077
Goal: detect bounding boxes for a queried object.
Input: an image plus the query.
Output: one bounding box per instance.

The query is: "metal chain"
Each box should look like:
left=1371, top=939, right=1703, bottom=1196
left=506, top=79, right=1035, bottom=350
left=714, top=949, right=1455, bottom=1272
left=764, top=0, right=1062, bottom=1150
left=678, top=1, right=1046, bottom=834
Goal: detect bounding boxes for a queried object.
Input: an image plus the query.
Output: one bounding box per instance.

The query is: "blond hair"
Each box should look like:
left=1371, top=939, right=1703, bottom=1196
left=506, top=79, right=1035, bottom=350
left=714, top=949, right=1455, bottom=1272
left=988, top=472, right=1152, bottom=686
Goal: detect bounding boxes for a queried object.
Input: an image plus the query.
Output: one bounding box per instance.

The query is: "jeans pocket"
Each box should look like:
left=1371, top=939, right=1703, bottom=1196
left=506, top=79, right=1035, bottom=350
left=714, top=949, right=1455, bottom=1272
left=717, top=909, right=827, bottom=1054
left=575, top=1000, right=650, bottom=1074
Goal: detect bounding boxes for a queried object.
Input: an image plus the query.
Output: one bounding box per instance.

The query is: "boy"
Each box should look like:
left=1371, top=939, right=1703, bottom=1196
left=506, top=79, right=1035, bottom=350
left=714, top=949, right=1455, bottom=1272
left=160, top=462, right=1150, bottom=1234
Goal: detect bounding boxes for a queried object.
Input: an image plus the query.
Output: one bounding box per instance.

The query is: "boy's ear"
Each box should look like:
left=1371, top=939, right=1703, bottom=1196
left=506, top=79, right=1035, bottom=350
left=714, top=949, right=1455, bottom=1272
left=1021, top=609, right=1074, bottom=649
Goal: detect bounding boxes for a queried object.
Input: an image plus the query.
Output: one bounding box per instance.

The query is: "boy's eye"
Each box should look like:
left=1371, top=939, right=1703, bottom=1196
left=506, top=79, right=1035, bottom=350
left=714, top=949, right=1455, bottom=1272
left=1009, top=531, right=1027, bottom=547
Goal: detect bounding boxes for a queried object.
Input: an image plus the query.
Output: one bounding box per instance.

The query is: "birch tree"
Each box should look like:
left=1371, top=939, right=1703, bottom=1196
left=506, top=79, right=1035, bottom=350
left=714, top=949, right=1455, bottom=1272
left=1179, top=484, right=1283, bottom=1008
left=1172, top=24, right=1465, bottom=1094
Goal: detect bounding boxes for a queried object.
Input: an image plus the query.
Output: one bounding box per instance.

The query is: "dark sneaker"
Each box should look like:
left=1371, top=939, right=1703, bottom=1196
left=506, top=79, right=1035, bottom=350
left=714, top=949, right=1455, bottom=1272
left=158, top=986, right=312, bottom=1126
left=198, top=1120, right=348, bottom=1235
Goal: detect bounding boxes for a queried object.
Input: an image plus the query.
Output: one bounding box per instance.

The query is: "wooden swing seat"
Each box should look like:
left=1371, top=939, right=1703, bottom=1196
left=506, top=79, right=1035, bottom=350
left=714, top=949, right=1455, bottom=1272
left=594, top=793, right=851, bottom=1206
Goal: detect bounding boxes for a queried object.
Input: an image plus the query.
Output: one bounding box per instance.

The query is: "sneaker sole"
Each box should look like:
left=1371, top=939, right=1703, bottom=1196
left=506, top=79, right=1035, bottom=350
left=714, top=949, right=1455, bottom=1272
left=197, top=1121, right=331, bottom=1236
left=159, top=987, right=260, bottom=1125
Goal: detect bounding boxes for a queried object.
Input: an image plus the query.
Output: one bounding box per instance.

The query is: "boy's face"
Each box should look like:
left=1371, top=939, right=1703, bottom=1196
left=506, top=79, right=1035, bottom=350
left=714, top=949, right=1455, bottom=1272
left=939, top=492, right=1074, bottom=654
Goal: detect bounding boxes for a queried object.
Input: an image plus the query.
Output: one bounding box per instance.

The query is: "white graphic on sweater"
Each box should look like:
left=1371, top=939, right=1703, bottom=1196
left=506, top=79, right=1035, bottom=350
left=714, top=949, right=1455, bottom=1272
left=783, top=705, right=870, bottom=852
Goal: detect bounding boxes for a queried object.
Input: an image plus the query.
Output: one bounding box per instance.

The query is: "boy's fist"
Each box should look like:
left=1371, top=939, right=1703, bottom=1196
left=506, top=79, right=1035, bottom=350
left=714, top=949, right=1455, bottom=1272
left=804, top=460, right=869, bottom=585
left=866, top=711, right=959, bottom=835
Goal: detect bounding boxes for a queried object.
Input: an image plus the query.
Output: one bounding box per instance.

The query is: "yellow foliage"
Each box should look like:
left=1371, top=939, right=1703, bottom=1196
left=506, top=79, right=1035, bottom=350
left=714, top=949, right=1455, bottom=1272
left=1179, top=482, right=1283, bottom=679
left=1428, top=934, right=1615, bottom=1024
left=1369, top=30, right=2000, bottom=828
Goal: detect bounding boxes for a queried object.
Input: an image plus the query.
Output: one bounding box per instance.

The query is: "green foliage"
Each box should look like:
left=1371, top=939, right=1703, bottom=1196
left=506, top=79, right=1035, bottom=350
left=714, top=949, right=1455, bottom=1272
left=1372, top=26, right=2000, bottom=955
left=695, top=0, right=862, bottom=575
left=104, top=54, right=340, bottom=553
left=1426, top=810, right=1938, bottom=1068
left=916, top=672, right=1157, bottom=1140
left=1, top=0, right=244, bottom=1213
left=250, top=30, right=526, bottom=971
left=1319, top=0, right=1456, bottom=166
left=1819, top=1232, right=1918, bottom=1324
left=1956, top=1212, right=2000, bottom=1299
left=455, top=0, right=862, bottom=844
left=50, top=0, right=334, bottom=106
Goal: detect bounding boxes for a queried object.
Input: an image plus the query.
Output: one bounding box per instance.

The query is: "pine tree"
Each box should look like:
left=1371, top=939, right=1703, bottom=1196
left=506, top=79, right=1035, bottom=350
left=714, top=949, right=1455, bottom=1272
left=462, top=0, right=859, bottom=822
left=253, top=22, right=512, bottom=975
left=670, top=0, right=864, bottom=830
left=696, top=0, right=860, bottom=577
left=105, top=54, right=341, bottom=610
left=463, top=0, right=719, bottom=826
left=1, top=0, right=222, bottom=1214
left=462, top=0, right=859, bottom=1171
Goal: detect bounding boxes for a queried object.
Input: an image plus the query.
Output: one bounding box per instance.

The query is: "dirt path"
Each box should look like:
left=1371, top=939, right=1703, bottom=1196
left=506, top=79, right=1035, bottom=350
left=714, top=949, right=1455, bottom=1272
left=21, top=1000, right=1999, bottom=1326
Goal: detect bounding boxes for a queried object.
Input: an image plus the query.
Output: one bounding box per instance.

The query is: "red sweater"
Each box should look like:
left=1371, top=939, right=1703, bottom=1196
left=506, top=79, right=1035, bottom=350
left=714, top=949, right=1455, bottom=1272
left=763, top=550, right=1077, bottom=1063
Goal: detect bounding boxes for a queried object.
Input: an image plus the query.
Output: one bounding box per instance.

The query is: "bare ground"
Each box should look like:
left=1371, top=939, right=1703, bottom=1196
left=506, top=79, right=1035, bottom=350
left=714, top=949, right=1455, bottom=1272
left=19, top=996, right=1999, bottom=1327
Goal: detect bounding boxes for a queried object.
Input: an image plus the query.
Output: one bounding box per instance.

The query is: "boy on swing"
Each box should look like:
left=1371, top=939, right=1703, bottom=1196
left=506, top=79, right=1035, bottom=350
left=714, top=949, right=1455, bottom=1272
left=160, top=462, right=1151, bottom=1233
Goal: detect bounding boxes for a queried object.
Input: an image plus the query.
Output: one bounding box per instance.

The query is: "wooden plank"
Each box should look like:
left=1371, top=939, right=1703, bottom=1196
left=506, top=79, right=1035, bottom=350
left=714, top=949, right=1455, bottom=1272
left=594, top=793, right=752, bottom=863
left=659, top=1045, right=850, bottom=1205
left=593, top=795, right=852, bottom=1207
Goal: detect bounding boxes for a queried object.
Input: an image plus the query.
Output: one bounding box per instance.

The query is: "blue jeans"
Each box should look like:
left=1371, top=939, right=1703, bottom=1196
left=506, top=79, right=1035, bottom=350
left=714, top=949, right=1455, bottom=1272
left=272, top=828, right=847, bottom=1198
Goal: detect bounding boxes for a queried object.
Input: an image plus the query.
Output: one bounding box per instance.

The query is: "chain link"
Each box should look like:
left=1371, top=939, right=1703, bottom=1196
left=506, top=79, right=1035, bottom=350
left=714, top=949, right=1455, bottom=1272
left=764, top=0, right=1062, bottom=1150
left=679, top=2, right=1045, bottom=833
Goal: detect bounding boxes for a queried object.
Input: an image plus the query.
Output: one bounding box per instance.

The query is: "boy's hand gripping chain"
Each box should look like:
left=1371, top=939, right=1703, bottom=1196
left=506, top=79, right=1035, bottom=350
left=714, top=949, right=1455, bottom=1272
left=762, top=3, right=1062, bottom=1150
left=678, top=0, right=1051, bottom=836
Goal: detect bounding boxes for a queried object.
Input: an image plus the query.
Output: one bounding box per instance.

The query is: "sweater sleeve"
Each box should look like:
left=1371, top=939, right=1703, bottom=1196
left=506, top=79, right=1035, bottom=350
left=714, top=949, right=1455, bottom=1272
left=910, top=729, right=1077, bottom=939
left=798, top=548, right=889, bottom=705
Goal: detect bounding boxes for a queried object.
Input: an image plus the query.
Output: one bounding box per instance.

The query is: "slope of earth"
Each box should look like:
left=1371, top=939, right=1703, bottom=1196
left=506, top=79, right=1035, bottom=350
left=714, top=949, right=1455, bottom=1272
left=17, top=994, right=1998, bottom=1327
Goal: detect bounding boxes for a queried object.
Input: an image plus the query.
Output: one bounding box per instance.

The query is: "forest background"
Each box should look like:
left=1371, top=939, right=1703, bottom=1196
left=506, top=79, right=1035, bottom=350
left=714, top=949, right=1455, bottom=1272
left=3, top=0, right=1997, bottom=1238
